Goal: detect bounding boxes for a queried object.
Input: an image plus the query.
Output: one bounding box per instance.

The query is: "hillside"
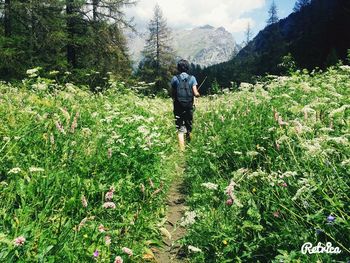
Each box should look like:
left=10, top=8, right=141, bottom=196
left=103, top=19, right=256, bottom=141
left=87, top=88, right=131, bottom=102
left=200, top=0, right=350, bottom=91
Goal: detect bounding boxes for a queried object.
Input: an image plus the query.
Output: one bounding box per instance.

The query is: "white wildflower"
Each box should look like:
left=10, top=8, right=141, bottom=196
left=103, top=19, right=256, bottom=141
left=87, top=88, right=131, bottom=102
left=247, top=151, right=259, bottom=157
left=29, top=167, right=45, bottom=172
left=180, top=211, right=197, bottom=226
left=201, top=182, right=218, bottom=190
left=8, top=167, right=21, bottom=174
left=188, top=245, right=202, bottom=253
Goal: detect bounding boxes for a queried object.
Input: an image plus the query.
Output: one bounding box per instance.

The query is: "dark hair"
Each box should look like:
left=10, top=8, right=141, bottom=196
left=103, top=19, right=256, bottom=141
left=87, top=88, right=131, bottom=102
left=177, top=59, right=190, bottom=73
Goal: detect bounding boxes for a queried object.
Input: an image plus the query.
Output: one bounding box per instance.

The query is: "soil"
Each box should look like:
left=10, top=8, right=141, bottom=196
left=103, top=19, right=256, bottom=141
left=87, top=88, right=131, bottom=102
left=153, top=160, right=188, bottom=263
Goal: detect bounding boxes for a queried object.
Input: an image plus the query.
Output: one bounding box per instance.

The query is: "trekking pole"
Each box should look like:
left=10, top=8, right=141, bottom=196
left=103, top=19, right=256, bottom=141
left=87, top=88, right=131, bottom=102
left=197, top=76, right=207, bottom=91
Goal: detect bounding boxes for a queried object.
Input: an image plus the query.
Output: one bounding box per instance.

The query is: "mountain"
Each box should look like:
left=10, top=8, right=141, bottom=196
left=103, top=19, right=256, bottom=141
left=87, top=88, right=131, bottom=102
left=126, top=25, right=239, bottom=68
left=172, top=25, right=240, bottom=67
left=200, top=0, right=350, bottom=92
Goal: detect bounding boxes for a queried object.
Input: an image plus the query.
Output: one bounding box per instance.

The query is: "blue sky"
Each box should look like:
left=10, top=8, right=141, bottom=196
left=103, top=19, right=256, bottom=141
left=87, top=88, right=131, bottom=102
left=126, top=0, right=297, bottom=44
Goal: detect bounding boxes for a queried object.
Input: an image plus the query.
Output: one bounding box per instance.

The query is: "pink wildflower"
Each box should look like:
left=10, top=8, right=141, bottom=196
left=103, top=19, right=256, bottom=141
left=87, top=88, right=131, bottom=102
left=102, top=202, right=116, bottom=209
left=149, top=178, right=154, bottom=188
left=98, top=224, right=105, bottom=233
left=273, top=210, right=280, bottom=218
left=281, top=182, right=288, bottom=187
left=13, top=236, right=26, bottom=246
left=225, top=180, right=236, bottom=199
left=278, top=116, right=289, bottom=126
left=226, top=198, right=233, bottom=206
left=93, top=250, right=99, bottom=258
left=105, top=186, right=115, bottom=200
left=114, top=256, right=123, bottom=263
left=55, top=120, right=66, bottom=134
left=274, top=110, right=279, bottom=121
left=105, top=235, right=111, bottom=246
left=122, top=247, right=133, bottom=256
left=275, top=141, right=280, bottom=151
left=70, top=112, right=80, bottom=133
left=81, top=195, right=88, bottom=208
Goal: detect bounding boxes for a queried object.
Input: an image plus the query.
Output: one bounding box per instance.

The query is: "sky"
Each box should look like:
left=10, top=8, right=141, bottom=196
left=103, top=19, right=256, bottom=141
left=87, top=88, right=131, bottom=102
left=125, top=0, right=296, bottom=44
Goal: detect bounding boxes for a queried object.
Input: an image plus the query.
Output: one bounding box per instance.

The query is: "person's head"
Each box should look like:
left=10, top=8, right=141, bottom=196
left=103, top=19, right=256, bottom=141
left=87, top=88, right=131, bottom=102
left=177, top=59, right=190, bottom=73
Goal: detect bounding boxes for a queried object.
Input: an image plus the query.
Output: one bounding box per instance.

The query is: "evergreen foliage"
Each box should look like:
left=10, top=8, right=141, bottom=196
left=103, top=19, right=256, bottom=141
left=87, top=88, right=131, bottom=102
left=137, top=4, right=176, bottom=95
left=0, top=0, right=134, bottom=82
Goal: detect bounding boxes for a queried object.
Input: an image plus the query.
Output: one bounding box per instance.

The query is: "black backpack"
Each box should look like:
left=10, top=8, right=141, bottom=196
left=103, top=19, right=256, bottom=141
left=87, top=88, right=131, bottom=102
left=175, top=75, right=194, bottom=108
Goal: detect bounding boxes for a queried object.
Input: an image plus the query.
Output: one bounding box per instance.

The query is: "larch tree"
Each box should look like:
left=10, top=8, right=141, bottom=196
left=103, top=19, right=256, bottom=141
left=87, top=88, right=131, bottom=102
left=138, top=4, right=175, bottom=95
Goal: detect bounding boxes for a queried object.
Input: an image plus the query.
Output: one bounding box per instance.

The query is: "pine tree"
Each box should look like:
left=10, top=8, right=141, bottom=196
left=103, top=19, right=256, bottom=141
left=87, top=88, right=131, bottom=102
left=267, top=0, right=279, bottom=25
left=138, top=4, right=175, bottom=94
left=293, top=0, right=311, bottom=12
left=244, top=22, right=253, bottom=46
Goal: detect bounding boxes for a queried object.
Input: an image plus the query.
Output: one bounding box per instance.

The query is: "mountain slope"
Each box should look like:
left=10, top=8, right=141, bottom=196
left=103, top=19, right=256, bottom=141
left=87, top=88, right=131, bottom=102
left=200, top=0, right=350, bottom=92
left=126, top=25, right=239, bottom=68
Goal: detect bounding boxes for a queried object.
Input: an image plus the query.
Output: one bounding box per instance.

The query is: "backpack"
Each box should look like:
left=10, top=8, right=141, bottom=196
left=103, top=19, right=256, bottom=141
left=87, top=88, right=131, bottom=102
left=174, top=75, right=194, bottom=108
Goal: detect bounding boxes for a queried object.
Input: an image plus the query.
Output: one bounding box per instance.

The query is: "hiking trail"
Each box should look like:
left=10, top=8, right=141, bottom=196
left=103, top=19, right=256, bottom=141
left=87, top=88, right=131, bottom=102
left=153, top=155, right=188, bottom=263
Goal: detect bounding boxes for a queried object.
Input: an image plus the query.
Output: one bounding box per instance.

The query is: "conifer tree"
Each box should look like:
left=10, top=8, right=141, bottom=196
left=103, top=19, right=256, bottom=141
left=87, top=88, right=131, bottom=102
left=267, top=0, right=279, bottom=25
left=138, top=4, right=175, bottom=94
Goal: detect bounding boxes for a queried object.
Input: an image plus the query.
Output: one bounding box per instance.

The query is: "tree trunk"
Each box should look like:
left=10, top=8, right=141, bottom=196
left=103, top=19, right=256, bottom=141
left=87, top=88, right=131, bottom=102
left=66, top=0, right=76, bottom=68
left=4, top=0, right=11, bottom=37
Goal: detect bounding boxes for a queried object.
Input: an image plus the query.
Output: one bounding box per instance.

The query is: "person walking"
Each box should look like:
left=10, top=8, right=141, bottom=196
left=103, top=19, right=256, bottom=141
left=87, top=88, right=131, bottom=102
left=170, top=59, right=200, bottom=151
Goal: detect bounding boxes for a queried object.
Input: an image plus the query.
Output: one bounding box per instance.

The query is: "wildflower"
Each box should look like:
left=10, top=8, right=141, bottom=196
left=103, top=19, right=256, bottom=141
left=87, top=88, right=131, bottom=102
left=55, top=120, right=66, bottom=134
left=105, top=187, right=114, bottom=201
left=98, top=224, right=105, bottom=233
left=8, top=167, right=21, bottom=174
left=278, top=116, right=289, bottom=126
left=188, top=245, right=202, bottom=253
left=77, top=216, right=95, bottom=231
left=225, top=180, right=236, bottom=199
left=273, top=211, right=280, bottom=218
left=105, top=235, right=111, bottom=245
left=140, top=183, right=145, bottom=193
left=13, top=236, right=26, bottom=246
left=81, top=195, right=88, bottom=208
left=274, top=110, right=279, bottom=121
left=93, top=250, right=99, bottom=258
left=201, top=182, right=218, bottom=190
left=226, top=198, right=233, bottom=206
left=102, top=202, right=116, bottom=209
left=108, top=148, right=112, bottom=159
left=280, top=182, right=288, bottom=187
left=114, top=256, right=123, bottom=263
left=223, top=240, right=228, bottom=245
left=275, top=141, right=280, bottom=150
left=149, top=178, right=154, bottom=188
left=50, top=133, right=55, bottom=145
left=327, top=215, right=335, bottom=223
left=122, top=247, right=133, bottom=256
left=180, top=211, right=197, bottom=226
left=29, top=167, right=44, bottom=172
left=71, top=112, right=80, bottom=133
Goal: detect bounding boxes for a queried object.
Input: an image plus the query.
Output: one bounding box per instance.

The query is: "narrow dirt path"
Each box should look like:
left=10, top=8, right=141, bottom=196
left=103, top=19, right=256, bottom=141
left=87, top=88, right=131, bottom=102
left=153, top=157, right=188, bottom=263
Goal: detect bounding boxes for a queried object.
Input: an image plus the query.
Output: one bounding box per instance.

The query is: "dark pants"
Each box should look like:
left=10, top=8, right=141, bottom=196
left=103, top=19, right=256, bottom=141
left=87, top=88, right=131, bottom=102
left=173, top=100, right=193, bottom=133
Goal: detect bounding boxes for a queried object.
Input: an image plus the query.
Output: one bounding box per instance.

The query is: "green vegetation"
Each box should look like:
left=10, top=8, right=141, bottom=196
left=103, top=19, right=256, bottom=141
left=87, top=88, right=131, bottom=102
left=0, top=72, right=177, bottom=262
left=1, top=66, right=349, bottom=262
left=182, top=66, right=350, bottom=262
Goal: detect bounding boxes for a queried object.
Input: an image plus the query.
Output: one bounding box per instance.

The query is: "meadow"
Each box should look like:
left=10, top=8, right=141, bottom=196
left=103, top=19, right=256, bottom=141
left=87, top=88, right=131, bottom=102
left=1, top=65, right=349, bottom=262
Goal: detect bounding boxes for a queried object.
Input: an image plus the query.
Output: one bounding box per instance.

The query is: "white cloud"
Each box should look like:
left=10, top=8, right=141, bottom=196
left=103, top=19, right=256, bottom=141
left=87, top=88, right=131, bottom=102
left=125, top=0, right=265, bottom=33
